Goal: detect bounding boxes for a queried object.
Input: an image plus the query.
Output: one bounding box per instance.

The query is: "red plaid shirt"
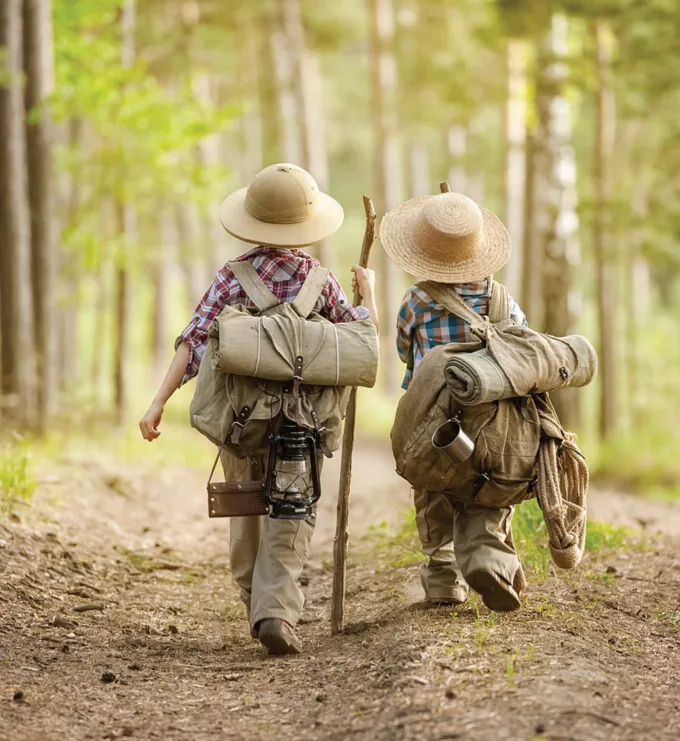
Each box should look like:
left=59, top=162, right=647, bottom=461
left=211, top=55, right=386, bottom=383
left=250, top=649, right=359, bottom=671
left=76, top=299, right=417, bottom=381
left=176, top=246, right=369, bottom=385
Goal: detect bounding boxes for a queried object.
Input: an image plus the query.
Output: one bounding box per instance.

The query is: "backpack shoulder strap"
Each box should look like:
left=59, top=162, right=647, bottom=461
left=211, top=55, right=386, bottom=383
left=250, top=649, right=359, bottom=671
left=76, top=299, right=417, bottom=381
left=488, top=280, right=511, bottom=323
left=228, top=260, right=280, bottom=313
left=292, top=266, right=330, bottom=318
left=416, top=280, right=484, bottom=326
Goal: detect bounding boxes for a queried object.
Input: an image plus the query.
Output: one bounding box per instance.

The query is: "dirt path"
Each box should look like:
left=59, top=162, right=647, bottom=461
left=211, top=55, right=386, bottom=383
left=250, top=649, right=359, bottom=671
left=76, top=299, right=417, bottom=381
left=1, top=439, right=680, bottom=741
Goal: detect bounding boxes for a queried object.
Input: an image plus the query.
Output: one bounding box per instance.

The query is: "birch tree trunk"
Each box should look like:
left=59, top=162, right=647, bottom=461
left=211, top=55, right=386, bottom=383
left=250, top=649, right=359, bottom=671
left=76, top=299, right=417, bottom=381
left=369, top=0, right=402, bottom=392
left=533, top=15, right=582, bottom=428
left=502, top=38, right=527, bottom=299
left=23, top=0, right=58, bottom=427
left=593, top=18, right=619, bottom=440
left=113, top=0, right=136, bottom=424
left=0, top=0, right=37, bottom=426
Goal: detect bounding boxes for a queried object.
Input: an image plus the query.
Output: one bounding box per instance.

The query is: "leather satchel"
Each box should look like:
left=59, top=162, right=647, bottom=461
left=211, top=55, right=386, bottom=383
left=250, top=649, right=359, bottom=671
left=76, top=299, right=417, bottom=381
left=206, top=446, right=268, bottom=518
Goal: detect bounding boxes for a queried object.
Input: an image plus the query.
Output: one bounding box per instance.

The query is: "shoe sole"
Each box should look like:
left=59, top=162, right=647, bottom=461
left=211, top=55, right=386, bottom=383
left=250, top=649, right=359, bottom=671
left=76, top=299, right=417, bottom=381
left=258, top=622, right=302, bottom=655
left=426, top=592, right=468, bottom=607
left=466, top=569, right=521, bottom=612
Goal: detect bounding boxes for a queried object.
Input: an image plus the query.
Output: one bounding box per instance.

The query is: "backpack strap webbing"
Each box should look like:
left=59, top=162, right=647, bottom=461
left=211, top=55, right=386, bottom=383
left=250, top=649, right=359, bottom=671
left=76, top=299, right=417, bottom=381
left=416, top=281, right=485, bottom=325
left=416, top=280, right=512, bottom=326
left=488, top=280, right=512, bottom=323
left=292, top=266, right=330, bottom=318
left=228, top=260, right=280, bottom=313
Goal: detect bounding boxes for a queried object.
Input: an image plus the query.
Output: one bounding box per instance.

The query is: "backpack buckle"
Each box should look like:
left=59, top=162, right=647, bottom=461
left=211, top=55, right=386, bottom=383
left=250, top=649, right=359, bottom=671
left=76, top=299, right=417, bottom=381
left=229, top=405, right=251, bottom=445
left=293, top=355, right=304, bottom=397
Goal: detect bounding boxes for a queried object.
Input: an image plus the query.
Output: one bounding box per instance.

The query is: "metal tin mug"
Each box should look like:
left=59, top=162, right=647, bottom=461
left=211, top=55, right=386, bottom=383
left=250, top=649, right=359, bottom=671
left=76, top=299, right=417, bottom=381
left=432, top=418, right=475, bottom=464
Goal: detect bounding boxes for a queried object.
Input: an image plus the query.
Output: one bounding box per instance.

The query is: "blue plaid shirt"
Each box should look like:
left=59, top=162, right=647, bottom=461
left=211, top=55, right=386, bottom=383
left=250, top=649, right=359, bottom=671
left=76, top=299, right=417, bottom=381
left=397, top=279, right=526, bottom=389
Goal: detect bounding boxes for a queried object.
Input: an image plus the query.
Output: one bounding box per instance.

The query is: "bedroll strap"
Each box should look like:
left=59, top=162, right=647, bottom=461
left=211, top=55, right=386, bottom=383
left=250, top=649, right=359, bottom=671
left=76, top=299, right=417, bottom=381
left=228, top=260, right=280, bottom=313
left=292, top=266, right=330, bottom=318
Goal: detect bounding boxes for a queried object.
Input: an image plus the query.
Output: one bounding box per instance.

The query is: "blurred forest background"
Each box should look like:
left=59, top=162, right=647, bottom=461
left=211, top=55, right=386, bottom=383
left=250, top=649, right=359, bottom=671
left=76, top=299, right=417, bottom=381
left=2, top=0, right=680, bottom=498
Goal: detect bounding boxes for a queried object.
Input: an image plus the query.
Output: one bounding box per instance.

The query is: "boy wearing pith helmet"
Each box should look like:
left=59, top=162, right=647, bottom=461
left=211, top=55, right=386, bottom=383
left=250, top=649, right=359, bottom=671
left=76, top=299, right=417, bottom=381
left=140, top=164, right=378, bottom=654
left=382, top=191, right=528, bottom=612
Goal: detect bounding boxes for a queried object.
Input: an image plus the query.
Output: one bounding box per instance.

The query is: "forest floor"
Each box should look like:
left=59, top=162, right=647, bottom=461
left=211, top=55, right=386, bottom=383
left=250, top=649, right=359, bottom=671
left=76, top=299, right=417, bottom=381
left=1, top=433, right=680, bottom=741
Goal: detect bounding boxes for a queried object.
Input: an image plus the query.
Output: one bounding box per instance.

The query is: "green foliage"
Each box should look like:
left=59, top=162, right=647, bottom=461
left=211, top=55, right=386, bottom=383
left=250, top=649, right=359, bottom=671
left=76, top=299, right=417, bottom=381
left=585, top=519, right=631, bottom=551
left=0, top=437, right=36, bottom=513
left=367, top=515, right=426, bottom=569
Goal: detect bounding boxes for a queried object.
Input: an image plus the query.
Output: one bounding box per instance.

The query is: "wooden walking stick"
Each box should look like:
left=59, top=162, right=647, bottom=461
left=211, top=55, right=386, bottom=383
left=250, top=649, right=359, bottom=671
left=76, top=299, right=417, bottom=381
left=331, top=194, right=377, bottom=635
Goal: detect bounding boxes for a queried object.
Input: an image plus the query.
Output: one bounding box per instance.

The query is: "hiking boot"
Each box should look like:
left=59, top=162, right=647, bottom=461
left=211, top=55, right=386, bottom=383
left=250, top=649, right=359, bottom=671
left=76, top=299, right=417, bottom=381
left=257, top=619, right=302, bottom=655
left=466, top=569, right=521, bottom=612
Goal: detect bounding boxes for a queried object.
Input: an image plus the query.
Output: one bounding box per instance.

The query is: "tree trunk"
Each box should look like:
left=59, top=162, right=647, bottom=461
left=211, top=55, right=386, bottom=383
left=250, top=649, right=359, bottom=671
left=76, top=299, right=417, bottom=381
left=23, top=0, right=58, bottom=428
left=407, top=138, right=430, bottom=197
left=177, top=202, right=209, bottom=308
left=369, top=0, right=402, bottom=392
left=113, top=0, right=136, bottom=424
left=520, top=130, right=541, bottom=323
left=236, top=13, right=263, bottom=182
left=193, top=73, right=227, bottom=274
left=151, top=208, right=176, bottom=379
left=0, top=0, right=37, bottom=426
left=534, top=15, right=583, bottom=428
left=269, top=1, right=301, bottom=163
left=446, top=124, right=468, bottom=193
left=59, top=116, right=83, bottom=397
left=502, top=38, right=527, bottom=299
left=593, top=18, right=619, bottom=440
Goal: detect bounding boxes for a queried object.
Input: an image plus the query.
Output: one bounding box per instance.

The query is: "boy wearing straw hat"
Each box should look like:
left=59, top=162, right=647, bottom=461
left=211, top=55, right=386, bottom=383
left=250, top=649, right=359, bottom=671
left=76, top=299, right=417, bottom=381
left=381, top=191, right=527, bottom=611
left=139, top=164, right=378, bottom=653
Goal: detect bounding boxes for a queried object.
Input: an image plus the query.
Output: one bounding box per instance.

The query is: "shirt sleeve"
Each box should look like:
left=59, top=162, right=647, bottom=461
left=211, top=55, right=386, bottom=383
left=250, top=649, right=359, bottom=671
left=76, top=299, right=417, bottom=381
left=317, top=270, right=370, bottom=323
left=174, top=266, right=233, bottom=386
left=396, top=288, right=416, bottom=365
left=508, top=295, right=528, bottom=327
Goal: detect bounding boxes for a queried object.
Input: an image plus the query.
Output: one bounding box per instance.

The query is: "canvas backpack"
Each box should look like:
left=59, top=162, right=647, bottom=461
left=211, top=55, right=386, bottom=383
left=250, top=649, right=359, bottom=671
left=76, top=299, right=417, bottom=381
left=391, top=280, right=590, bottom=568
left=189, top=260, right=371, bottom=458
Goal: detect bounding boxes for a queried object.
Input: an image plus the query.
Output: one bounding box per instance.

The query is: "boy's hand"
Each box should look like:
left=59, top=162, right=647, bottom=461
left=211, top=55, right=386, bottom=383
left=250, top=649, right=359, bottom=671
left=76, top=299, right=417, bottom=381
left=139, top=401, right=164, bottom=441
left=351, top=266, right=376, bottom=300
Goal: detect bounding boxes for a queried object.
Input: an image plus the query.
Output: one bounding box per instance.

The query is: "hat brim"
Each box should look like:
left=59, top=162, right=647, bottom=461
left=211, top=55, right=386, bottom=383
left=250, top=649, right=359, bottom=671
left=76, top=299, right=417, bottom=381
left=219, top=188, right=344, bottom=248
left=379, top=195, right=511, bottom=282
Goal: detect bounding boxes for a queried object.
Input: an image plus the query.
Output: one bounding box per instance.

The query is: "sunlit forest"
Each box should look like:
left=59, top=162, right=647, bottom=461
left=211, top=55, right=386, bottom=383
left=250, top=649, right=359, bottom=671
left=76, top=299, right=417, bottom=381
left=3, top=2, right=680, bottom=737
left=3, top=0, right=680, bottom=499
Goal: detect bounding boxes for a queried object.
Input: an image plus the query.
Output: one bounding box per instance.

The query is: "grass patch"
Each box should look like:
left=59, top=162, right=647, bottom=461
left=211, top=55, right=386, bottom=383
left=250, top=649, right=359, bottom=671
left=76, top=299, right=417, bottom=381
left=366, top=514, right=426, bottom=568
left=367, top=498, right=631, bottom=579
left=590, top=429, right=680, bottom=499
left=0, top=435, right=36, bottom=514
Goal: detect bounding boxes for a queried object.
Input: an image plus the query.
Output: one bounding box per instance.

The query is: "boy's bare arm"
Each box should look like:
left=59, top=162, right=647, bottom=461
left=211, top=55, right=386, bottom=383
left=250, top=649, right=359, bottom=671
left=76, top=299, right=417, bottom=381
left=351, top=266, right=379, bottom=332
left=139, top=342, right=190, bottom=442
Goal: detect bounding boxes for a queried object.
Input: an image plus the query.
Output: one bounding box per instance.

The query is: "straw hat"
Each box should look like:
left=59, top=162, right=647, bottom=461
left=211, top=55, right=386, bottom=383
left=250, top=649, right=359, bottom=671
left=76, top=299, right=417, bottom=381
left=379, top=192, right=511, bottom=282
left=219, top=163, right=344, bottom=248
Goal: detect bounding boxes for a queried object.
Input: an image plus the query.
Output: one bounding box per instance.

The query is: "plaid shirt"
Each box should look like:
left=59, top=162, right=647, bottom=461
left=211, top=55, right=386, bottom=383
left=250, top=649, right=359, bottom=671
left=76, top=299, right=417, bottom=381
left=176, top=246, right=369, bottom=385
left=397, top=279, right=526, bottom=389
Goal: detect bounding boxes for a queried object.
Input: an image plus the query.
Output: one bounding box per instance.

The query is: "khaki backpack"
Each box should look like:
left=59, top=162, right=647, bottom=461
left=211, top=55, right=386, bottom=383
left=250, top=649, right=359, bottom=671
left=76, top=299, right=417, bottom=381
left=189, top=261, right=367, bottom=458
left=391, top=280, right=590, bottom=569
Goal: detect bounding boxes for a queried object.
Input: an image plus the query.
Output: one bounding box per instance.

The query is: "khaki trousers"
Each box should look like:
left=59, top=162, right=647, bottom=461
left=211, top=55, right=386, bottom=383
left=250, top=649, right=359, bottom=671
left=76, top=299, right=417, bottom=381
left=221, top=451, right=315, bottom=630
left=413, top=488, right=525, bottom=600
